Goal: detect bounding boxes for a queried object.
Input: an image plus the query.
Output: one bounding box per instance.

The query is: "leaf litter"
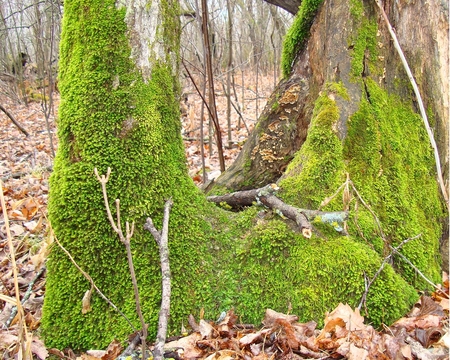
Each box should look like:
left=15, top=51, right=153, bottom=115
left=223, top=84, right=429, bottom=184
left=0, top=77, right=448, bottom=359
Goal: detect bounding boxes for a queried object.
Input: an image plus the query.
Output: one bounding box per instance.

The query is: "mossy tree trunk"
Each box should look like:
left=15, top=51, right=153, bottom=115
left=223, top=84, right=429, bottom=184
left=42, top=0, right=218, bottom=349
left=212, top=0, right=447, bottom=272
left=43, top=0, right=445, bottom=351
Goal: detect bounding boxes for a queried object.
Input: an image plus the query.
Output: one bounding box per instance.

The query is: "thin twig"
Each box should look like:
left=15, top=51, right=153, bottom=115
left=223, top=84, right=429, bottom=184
left=390, top=245, right=446, bottom=295
left=95, top=167, right=148, bottom=359
left=374, top=0, right=448, bottom=204
left=0, top=179, right=30, bottom=357
left=358, top=234, right=421, bottom=310
left=5, top=266, right=46, bottom=328
left=50, top=227, right=136, bottom=330
left=36, top=198, right=136, bottom=329
left=349, top=180, right=386, bottom=240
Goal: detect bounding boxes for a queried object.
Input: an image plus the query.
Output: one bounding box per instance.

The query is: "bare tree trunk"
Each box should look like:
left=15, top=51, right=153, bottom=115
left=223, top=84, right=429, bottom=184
left=226, top=0, right=233, bottom=148
left=201, top=0, right=225, bottom=171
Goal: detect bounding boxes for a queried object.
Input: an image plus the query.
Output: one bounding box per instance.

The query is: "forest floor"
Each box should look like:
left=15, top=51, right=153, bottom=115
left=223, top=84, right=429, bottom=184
left=0, top=74, right=448, bottom=359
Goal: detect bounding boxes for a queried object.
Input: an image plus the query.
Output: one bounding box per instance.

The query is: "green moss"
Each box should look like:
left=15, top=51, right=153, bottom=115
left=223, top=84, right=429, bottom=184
left=347, top=0, right=382, bottom=81
left=235, top=220, right=417, bottom=327
left=279, top=91, right=345, bottom=209
left=281, top=0, right=324, bottom=77
left=344, top=78, right=444, bottom=285
left=326, top=81, right=350, bottom=100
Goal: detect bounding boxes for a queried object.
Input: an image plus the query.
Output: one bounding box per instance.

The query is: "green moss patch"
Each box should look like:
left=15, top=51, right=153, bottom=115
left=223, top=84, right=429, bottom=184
left=281, top=0, right=325, bottom=77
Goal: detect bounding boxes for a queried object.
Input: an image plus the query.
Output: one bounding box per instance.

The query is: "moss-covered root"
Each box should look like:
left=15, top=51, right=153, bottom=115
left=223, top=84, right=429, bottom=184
left=235, top=220, right=418, bottom=328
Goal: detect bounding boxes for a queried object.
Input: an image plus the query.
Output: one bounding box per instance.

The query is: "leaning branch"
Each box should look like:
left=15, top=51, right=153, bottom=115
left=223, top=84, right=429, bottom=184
left=0, top=104, right=29, bottom=137
left=207, top=184, right=348, bottom=238
left=374, top=0, right=448, bottom=204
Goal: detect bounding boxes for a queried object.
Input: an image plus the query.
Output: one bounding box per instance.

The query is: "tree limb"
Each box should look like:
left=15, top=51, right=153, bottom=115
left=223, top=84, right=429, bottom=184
left=207, top=184, right=349, bottom=238
left=144, top=199, right=173, bottom=360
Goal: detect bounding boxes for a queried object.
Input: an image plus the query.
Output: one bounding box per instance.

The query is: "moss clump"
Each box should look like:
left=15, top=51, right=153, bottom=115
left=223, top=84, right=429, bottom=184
left=344, top=78, right=444, bottom=285
left=279, top=91, right=346, bottom=208
left=235, top=220, right=417, bottom=327
left=281, top=0, right=325, bottom=78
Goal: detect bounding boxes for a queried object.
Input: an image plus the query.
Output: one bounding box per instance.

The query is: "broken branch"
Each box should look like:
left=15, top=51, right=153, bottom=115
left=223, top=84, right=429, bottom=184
left=0, top=104, right=29, bottom=137
left=207, top=184, right=348, bottom=238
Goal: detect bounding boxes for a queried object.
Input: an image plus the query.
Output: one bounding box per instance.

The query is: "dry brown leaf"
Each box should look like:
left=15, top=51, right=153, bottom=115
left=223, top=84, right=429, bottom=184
left=9, top=223, right=25, bottom=236
left=262, top=308, right=298, bottom=327
left=239, top=329, right=270, bottom=346
left=164, top=332, right=203, bottom=359
left=325, top=303, right=365, bottom=331
left=101, top=339, right=122, bottom=360
left=205, top=349, right=237, bottom=360
left=347, top=343, right=368, bottom=360
left=392, top=315, right=441, bottom=331
left=199, top=319, right=214, bottom=339
left=82, top=287, right=93, bottom=314
left=315, top=317, right=345, bottom=342
left=31, top=337, right=49, bottom=359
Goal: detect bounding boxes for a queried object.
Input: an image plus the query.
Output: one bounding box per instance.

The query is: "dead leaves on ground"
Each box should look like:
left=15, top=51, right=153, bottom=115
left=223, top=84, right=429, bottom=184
left=163, top=298, right=448, bottom=360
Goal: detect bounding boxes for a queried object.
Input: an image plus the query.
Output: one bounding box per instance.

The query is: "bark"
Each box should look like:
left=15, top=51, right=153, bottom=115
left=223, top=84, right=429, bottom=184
left=213, top=0, right=448, bottom=192
left=262, top=0, right=300, bottom=15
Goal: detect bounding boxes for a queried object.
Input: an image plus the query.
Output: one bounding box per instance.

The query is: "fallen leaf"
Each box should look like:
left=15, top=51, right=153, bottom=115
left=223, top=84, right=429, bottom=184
left=31, top=337, right=49, bottom=359
left=325, top=303, right=365, bottom=331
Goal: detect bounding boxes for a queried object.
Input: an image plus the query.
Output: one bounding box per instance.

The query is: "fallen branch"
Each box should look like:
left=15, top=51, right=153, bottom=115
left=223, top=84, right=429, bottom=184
left=0, top=104, right=29, bottom=137
left=95, top=167, right=148, bottom=359
left=207, top=184, right=348, bottom=238
left=144, top=199, right=173, bottom=360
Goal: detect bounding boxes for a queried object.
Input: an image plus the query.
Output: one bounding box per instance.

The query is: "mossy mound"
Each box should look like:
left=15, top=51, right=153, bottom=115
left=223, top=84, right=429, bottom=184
left=235, top=219, right=417, bottom=327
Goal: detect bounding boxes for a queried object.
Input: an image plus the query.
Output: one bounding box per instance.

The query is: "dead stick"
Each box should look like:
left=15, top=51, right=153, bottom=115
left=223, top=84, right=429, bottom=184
left=0, top=104, right=29, bottom=137
left=207, top=184, right=348, bottom=237
left=144, top=199, right=173, bottom=360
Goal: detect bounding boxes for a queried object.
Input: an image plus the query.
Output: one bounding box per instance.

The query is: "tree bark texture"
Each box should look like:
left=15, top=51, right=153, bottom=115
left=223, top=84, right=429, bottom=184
left=213, top=0, right=448, bottom=191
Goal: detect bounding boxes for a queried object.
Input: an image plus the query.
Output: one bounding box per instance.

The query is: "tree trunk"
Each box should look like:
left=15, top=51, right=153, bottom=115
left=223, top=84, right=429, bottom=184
left=42, top=0, right=214, bottom=349
left=43, top=0, right=441, bottom=351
